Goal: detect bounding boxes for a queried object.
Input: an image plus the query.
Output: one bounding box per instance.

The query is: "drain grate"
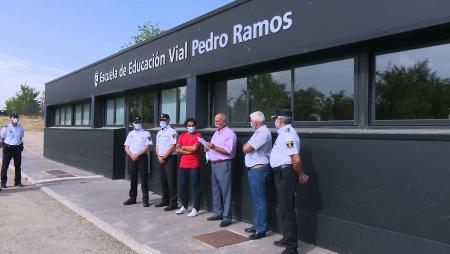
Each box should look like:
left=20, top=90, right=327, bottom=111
left=44, top=170, right=76, bottom=178
left=193, top=230, right=249, bottom=248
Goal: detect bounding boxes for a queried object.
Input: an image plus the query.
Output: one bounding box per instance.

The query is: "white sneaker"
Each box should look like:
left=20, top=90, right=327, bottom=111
left=176, top=206, right=187, bottom=215
left=187, top=208, right=199, bottom=217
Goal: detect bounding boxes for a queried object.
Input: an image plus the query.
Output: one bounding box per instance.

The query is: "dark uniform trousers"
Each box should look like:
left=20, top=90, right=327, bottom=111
left=274, top=165, right=299, bottom=251
left=159, top=155, right=177, bottom=206
left=1, top=144, right=23, bottom=185
left=128, top=154, right=149, bottom=202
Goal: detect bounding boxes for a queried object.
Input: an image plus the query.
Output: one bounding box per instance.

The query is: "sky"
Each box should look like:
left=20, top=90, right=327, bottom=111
left=0, top=0, right=234, bottom=109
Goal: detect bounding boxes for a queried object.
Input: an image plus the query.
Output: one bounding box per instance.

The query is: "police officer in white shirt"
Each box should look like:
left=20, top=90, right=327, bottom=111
left=155, top=113, right=178, bottom=211
left=270, top=109, right=309, bottom=254
left=1, top=113, right=25, bottom=189
left=123, top=116, right=152, bottom=207
left=242, top=111, right=272, bottom=240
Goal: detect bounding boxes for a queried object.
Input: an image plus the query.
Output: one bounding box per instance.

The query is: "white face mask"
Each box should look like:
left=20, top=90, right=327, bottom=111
left=274, top=119, right=281, bottom=129
left=12, top=118, right=18, bottom=124
left=134, top=123, right=142, bottom=130
left=250, top=122, right=256, bottom=131
left=159, top=121, right=168, bottom=129
left=187, top=126, right=195, bottom=133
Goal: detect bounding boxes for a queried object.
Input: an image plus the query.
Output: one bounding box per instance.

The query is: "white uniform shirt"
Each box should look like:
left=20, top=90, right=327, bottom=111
left=1, top=123, right=25, bottom=145
left=244, top=125, right=272, bottom=167
left=269, top=124, right=300, bottom=168
left=124, top=129, right=152, bottom=155
left=156, top=125, right=178, bottom=156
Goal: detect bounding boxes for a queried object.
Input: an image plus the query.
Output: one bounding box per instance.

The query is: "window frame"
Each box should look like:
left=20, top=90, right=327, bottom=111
left=370, top=40, right=450, bottom=127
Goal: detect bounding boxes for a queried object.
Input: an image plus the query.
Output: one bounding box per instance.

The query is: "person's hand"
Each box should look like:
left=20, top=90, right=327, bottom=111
left=206, top=142, right=215, bottom=149
left=158, top=156, right=166, bottom=164
left=129, top=154, right=136, bottom=161
left=299, top=173, right=309, bottom=184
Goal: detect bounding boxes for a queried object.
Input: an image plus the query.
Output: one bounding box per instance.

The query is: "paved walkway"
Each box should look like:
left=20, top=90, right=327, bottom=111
left=9, top=133, right=336, bottom=254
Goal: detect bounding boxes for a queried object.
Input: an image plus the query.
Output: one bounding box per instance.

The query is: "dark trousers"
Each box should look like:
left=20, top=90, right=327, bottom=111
left=128, top=155, right=149, bottom=202
left=274, top=165, right=299, bottom=251
left=1, top=144, right=23, bottom=185
left=178, top=167, right=201, bottom=210
left=159, top=155, right=177, bottom=206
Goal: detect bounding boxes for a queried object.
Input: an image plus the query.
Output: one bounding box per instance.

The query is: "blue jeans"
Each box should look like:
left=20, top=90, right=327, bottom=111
left=178, top=168, right=201, bottom=210
left=248, top=166, right=272, bottom=233
left=211, top=160, right=232, bottom=220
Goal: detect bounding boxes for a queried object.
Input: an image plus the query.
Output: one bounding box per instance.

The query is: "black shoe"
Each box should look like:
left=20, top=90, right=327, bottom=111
left=1, top=184, right=6, bottom=188
left=14, top=183, right=24, bottom=187
left=154, top=202, right=169, bottom=207
left=143, top=201, right=150, bottom=207
left=123, top=199, right=137, bottom=206
left=249, top=232, right=266, bottom=240
left=244, top=226, right=256, bottom=233
left=281, top=248, right=298, bottom=254
left=274, top=239, right=289, bottom=248
left=219, top=219, right=231, bottom=227
left=207, top=215, right=223, bottom=221
left=163, top=205, right=178, bottom=211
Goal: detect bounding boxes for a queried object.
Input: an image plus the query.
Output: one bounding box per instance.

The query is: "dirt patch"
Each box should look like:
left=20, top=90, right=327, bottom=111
left=1, top=116, right=44, bottom=132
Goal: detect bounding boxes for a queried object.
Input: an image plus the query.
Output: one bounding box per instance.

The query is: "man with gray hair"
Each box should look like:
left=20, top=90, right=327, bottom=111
left=270, top=109, right=309, bottom=254
left=242, top=111, right=272, bottom=240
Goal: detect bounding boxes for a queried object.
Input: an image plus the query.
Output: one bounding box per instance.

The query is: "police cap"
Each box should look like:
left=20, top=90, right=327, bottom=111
left=271, top=109, right=292, bottom=119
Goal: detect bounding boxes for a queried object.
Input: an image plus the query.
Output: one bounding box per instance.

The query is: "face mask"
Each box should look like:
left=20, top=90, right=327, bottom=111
left=134, top=123, right=142, bottom=130
left=274, top=120, right=280, bottom=129
left=159, top=121, right=168, bottom=129
left=250, top=122, right=256, bottom=131
left=12, top=118, right=18, bottom=124
left=187, top=127, right=195, bottom=133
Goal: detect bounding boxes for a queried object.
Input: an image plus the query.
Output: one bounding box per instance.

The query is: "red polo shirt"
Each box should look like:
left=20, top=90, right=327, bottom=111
left=177, top=131, right=202, bottom=168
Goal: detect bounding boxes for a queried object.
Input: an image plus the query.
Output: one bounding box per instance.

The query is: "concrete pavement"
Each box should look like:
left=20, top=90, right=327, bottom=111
left=7, top=133, right=337, bottom=254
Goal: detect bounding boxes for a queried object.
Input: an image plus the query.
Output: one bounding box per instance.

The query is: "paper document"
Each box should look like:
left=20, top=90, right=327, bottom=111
left=197, top=137, right=207, bottom=146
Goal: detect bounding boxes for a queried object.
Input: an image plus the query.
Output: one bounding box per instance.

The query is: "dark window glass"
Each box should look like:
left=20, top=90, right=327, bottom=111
left=249, top=70, right=291, bottom=118
left=213, top=78, right=248, bottom=122
left=376, top=44, right=450, bottom=120
left=161, top=86, right=186, bottom=124
left=142, top=91, right=155, bottom=129
left=294, top=59, right=354, bottom=121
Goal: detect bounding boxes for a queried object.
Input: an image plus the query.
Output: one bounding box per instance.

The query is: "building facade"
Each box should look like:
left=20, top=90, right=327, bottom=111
left=44, top=1, right=450, bottom=253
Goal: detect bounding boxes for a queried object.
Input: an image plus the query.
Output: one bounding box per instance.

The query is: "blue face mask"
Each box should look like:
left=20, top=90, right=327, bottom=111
left=134, top=123, right=142, bottom=130
left=187, top=126, right=195, bottom=134
left=159, top=121, right=168, bottom=129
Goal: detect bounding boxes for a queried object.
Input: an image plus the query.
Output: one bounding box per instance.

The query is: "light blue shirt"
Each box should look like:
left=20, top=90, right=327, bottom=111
left=156, top=125, right=178, bottom=156
left=245, top=125, right=272, bottom=167
left=124, top=129, right=152, bottom=155
left=1, top=123, right=24, bottom=146
left=269, top=124, right=300, bottom=168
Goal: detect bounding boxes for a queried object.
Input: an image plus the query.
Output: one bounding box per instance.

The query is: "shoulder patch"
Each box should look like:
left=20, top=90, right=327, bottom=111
left=285, top=141, right=294, bottom=149
left=172, top=134, right=177, bottom=139
left=284, top=128, right=290, bottom=132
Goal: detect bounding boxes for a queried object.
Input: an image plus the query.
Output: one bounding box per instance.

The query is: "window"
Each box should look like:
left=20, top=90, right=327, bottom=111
left=64, top=105, right=72, bottom=126
left=213, top=78, right=248, bottom=122
left=375, top=43, right=450, bottom=121
left=127, top=91, right=156, bottom=129
left=105, top=97, right=125, bottom=126
left=213, top=71, right=291, bottom=124
left=161, top=86, right=186, bottom=124
left=74, top=102, right=91, bottom=126
left=249, top=70, right=291, bottom=118
left=54, top=105, right=73, bottom=126
left=55, top=108, right=60, bottom=125
left=294, top=59, right=354, bottom=121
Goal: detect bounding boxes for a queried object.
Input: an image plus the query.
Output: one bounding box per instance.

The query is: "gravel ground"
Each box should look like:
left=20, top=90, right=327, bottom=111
left=0, top=163, right=136, bottom=254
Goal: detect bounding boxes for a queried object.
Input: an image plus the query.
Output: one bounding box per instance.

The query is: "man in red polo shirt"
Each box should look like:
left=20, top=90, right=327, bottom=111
left=175, top=117, right=202, bottom=217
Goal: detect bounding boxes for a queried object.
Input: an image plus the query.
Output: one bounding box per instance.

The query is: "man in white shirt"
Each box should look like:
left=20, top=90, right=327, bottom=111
left=1, top=113, right=25, bottom=189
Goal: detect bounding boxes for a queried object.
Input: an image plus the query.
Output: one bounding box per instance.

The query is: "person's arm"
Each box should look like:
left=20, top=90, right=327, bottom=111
left=136, top=145, right=150, bottom=158
left=242, top=143, right=254, bottom=153
left=291, top=154, right=309, bottom=184
left=180, top=144, right=200, bottom=153
left=162, top=144, right=176, bottom=159
left=124, top=145, right=136, bottom=161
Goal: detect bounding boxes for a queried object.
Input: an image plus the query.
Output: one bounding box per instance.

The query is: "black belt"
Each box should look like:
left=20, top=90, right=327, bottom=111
left=249, top=164, right=269, bottom=170
left=273, top=164, right=292, bottom=171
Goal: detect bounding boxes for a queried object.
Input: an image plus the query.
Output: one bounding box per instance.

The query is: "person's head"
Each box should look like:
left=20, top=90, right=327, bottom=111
left=271, top=109, right=292, bottom=129
left=184, top=117, right=197, bottom=134
left=10, top=113, right=19, bottom=126
left=159, top=113, right=170, bottom=129
left=214, top=113, right=227, bottom=130
left=249, top=111, right=265, bottom=130
left=132, top=116, right=142, bottom=130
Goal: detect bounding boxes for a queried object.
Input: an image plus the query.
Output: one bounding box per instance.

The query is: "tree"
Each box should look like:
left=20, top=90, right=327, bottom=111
left=5, top=84, right=41, bottom=116
left=121, top=21, right=163, bottom=49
